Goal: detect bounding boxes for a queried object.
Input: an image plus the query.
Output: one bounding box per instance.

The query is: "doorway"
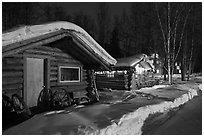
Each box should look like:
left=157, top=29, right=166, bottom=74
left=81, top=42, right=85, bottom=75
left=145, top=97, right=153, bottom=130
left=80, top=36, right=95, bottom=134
left=25, top=58, right=44, bottom=108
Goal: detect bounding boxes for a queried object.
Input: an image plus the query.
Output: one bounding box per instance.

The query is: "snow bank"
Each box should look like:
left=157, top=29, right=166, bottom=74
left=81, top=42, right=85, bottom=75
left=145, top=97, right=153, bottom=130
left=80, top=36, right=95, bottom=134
left=140, top=84, right=170, bottom=90
left=2, top=21, right=117, bottom=65
left=85, top=85, right=199, bottom=135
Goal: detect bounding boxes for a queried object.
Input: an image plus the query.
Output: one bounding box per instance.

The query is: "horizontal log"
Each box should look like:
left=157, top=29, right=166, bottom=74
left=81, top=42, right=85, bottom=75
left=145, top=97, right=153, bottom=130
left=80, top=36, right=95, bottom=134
left=96, top=80, right=128, bottom=83
left=35, top=45, right=79, bottom=60
left=2, top=65, right=23, bottom=71
left=50, top=74, right=58, bottom=78
left=97, top=84, right=127, bottom=90
left=50, top=65, right=58, bottom=69
left=51, top=59, right=82, bottom=66
left=96, top=84, right=127, bottom=89
left=96, top=75, right=128, bottom=79
left=50, top=77, right=58, bottom=81
left=35, top=45, right=64, bottom=53
left=2, top=83, right=23, bottom=91
left=3, top=55, right=23, bottom=59
left=50, top=81, right=88, bottom=87
left=3, top=58, right=23, bottom=65
left=50, top=67, right=58, bottom=71
left=96, top=76, right=126, bottom=81
left=2, top=77, right=23, bottom=85
left=96, top=78, right=128, bottom=82
left=2, top=71, right=23, bottom=78
left=96, top=82, right=126, bottom=86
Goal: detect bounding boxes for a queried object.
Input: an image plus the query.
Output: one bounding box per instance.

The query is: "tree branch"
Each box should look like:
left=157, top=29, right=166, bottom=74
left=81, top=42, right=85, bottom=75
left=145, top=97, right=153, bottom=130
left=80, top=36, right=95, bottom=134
left=155, top=3, right=167, bottom=54
left=174, top=7, right=192, bottom=61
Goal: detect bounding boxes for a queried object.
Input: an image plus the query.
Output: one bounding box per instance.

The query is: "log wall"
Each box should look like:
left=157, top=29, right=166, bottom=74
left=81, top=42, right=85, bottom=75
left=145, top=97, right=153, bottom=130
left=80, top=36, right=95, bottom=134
left=2, top=56, right=24, bottom=97
left=96, top=73, right=129, bottom=90
left=3, top=43, right=88, bottom=99
left=96, top=71, right=159, bottom=91
left=25, top=45, right=88, bottom=98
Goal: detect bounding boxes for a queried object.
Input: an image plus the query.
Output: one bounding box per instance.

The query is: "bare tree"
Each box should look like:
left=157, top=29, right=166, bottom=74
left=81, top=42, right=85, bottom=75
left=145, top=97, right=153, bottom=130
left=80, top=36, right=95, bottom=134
left=155, top=2, right=192, bottom=84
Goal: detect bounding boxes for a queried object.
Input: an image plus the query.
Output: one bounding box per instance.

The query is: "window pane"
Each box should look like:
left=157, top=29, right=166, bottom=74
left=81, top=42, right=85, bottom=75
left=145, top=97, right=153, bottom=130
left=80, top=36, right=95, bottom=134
left=60, top=67, right=80, bottom=82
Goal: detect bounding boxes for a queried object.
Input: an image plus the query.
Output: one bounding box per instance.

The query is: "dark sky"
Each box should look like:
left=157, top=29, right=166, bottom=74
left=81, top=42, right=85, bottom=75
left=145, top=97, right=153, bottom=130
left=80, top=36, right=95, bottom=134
left=45, top=2, right=131, bottom=18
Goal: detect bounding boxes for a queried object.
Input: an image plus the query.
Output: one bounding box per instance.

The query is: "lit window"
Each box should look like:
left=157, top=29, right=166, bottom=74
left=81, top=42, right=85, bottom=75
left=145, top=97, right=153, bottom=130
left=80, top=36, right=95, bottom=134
left=106, top=71, right=114, bottom=78
left=59, top=66, right=80, bottom=83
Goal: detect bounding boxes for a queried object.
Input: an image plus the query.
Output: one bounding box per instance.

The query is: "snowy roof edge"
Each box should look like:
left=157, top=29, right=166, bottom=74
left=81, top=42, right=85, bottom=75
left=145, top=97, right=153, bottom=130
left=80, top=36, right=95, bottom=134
left=2, top=21, right=117, bottom=66
left=115, top=54, right=147, bottom=68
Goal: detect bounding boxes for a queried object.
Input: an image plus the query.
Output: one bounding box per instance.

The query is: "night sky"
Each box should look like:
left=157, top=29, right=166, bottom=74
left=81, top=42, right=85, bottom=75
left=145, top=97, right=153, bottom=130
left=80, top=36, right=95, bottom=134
left=2, top=2, right=202, bottom=73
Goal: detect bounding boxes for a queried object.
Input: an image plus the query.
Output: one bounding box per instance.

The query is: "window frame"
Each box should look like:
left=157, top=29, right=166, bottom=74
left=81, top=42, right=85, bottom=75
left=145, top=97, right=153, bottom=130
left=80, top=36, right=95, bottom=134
left=58, top=66, right=81, bottom=83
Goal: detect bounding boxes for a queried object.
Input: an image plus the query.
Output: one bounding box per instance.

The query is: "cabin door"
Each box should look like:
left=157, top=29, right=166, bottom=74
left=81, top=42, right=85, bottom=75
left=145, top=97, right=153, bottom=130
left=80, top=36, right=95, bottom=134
left=25, top=58, right=44, bottom=108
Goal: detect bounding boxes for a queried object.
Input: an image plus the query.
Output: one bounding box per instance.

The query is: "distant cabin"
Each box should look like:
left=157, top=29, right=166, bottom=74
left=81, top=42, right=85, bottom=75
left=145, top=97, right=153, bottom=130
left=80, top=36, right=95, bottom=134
left=2, top=21, right=116, bottom=109
left=96, top=54, right=159, bottom=91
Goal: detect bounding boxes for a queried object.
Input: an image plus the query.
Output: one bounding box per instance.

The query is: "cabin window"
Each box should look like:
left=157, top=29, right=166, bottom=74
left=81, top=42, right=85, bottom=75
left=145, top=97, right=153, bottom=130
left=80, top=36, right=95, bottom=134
left=59, top=66, right=80, bottom=83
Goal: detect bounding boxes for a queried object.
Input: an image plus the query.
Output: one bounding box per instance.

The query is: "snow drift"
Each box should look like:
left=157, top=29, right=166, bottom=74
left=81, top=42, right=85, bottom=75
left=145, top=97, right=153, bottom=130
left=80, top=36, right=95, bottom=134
left=82, top=84, right=200, bottom=135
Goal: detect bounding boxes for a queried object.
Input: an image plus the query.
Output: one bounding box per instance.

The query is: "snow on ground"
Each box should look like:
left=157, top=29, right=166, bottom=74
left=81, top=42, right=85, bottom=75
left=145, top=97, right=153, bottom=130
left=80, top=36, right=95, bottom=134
left=87, top=83, right=200, bottom=135
left=3, top=75, right=202, bottom=135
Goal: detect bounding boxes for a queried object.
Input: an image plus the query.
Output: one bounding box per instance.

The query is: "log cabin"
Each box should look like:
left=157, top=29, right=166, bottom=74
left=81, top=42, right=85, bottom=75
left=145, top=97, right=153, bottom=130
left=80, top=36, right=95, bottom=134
left=2, top=21, right=117, bottom=111
left=96, top=54, right=158, bottom=91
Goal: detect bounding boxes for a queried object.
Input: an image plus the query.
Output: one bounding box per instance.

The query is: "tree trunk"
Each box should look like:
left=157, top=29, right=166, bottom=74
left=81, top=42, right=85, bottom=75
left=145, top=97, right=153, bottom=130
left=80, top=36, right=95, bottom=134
left=181, top=32, right=188, bottom=81
left=163, top=67, right=167, bottom=80
left=167, top=2, right=172, bottom=84
left=187, top=21, right=195, bottom=80
left=181, top=57, right=187, bottom=81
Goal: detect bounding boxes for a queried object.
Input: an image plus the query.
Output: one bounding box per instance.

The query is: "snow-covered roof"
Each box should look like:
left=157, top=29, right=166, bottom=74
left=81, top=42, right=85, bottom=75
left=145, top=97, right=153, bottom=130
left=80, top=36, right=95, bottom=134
left=115, top=54, right=147, bottom=68
left=139, top=61, right=153, bottom=70
left=2, top=21, right=117, bottom=66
